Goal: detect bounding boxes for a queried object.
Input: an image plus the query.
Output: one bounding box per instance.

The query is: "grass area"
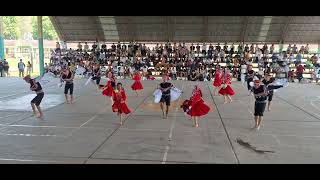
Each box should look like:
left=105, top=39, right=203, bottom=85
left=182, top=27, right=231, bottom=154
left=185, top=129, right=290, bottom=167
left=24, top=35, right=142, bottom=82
left=4, top=57, right=50, bottom=77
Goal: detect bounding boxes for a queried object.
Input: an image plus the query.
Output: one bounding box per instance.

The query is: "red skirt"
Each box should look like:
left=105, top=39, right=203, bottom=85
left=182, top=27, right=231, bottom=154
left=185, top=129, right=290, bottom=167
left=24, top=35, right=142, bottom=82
left=131, top=81, right=144, bottom=90
left=218, top=85, right=235, bottom=96
left=213, top=78, right=222, bottom=87
left=189, top=100, right=210, bottom=117
left=102, top=85, right=113, bottom=97
left=112, top=102, right=131, bottom=114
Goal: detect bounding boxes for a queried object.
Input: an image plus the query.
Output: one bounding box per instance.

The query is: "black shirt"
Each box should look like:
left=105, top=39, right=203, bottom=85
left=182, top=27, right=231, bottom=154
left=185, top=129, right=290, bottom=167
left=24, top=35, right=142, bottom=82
left=262, top=78, right=275, bottom=86
left=247, top=70, right=255, bottom=80
left=191, top=73, right=197, bottom=81
left=253, top=85, right=268, bottom=102
left=62, top=71, right=73, bottom=84
left=30, top=79, right=42, bottom=92
left=160, top=82, right=172, bottom=95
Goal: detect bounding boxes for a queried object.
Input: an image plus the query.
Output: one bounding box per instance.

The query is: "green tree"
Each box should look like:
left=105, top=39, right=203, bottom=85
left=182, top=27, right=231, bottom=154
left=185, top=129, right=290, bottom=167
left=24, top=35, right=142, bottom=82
left=2, top=16, right=20, bottom=39
left=32, top=16, right=58, bottom=40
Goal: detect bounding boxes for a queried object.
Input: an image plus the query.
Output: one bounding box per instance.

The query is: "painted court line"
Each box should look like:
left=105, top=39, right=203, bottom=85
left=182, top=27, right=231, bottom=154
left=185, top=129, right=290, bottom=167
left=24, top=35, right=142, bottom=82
left=162, top=82, right=185, bottom=164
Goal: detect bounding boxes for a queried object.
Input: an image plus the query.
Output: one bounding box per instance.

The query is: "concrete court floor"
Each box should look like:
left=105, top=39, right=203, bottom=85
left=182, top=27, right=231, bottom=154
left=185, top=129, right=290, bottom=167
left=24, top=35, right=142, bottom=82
left=0, top=77, right=320, bottom=164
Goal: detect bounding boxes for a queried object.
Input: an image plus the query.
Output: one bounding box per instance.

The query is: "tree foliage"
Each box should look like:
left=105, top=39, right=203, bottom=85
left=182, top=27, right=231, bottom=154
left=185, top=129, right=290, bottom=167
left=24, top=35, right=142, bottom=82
left=2, top=16, right=20, bottom=39
left=32, top=16, right=58, bottom=40
left=2, top=16, right=58, bottom=40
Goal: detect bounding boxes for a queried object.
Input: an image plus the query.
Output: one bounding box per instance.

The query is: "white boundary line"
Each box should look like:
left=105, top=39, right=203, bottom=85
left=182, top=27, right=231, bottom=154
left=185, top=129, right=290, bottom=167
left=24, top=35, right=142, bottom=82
left=162, top=82, right=185, bottom=164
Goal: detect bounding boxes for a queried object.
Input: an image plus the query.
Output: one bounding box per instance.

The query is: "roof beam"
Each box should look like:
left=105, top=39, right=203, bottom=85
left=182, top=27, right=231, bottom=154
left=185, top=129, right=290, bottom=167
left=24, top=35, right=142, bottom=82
left=280, top=16, right=293, bottom=43
left=240, top=16, right=249, bottom=43
left=49, top=16, right=65, bottom=41
left=92, top=16, right=105, bottom=42
left=201, top=16, right=208, bottom=42
left=166, top=16, right=170, bottom=42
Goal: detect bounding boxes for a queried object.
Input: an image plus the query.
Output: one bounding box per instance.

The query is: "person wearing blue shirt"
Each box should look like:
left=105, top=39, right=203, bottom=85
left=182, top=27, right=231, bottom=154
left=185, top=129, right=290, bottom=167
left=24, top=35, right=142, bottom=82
left=18, top=59, right=25, bottom=77
left=295, top=53, right=302, bottom=66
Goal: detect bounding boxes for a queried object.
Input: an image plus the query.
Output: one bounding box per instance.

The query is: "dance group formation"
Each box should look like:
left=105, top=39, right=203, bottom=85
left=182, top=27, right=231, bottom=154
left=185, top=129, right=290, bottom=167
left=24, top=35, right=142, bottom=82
left=23, top=65, right=287, bottom=130
left=22, top=41, right=316, bottom=129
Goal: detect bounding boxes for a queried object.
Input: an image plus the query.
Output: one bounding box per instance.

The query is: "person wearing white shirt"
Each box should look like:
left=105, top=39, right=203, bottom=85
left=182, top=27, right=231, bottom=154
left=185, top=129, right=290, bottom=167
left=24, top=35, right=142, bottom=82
left=119, top=65, right=125, bottom=79
left=77, top=42, right=82, bottom=51
left=220, top=51, right=225, bottom=62
left=202, top=43, right=207, bottom=56
left=171, top=66, right=177, bottom=80
left=255, top=49, right=261, bottom=63
left=18, top=59, right=26, bottom=77
left=84, top=42, right=89, bottom=51
left=289, top=53, right=295, bottom=64
left=254, top=45, right=259, bottom=54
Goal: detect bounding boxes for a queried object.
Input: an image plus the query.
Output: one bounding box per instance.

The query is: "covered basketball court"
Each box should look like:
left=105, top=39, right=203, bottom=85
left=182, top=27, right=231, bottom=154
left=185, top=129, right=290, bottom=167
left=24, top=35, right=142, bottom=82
left=0, top=16, right=320, bottom=163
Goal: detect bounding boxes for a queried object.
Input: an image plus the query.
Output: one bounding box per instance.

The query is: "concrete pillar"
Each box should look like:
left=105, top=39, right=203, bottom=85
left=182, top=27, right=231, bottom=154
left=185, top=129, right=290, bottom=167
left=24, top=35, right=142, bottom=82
left=37, top=16, right=44, bottom=76
left=0, top=16, right=5, bottom=61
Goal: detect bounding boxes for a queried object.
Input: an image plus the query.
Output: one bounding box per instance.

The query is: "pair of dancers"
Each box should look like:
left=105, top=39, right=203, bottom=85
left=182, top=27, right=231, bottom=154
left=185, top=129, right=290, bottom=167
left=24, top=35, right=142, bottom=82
left=213, top=65, right=235, bottom=104
left=99, top=70, right=143, bottom=125
left=251, top=74, right=285, bottom=130
left=156, top=73, right=211, bottom=127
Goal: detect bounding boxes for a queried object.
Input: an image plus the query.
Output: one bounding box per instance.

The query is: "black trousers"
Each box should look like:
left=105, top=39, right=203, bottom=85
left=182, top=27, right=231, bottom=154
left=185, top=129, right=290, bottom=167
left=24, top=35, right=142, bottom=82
left=254, top=101, right=266, bottom=116
left=64, top=83, right=74, bottom=95
left=31, top=92, right=44, bottom=106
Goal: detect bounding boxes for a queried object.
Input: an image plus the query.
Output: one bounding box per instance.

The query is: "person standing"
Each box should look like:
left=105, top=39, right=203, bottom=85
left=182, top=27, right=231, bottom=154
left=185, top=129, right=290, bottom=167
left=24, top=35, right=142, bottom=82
left=159, top=74, right=173, bottom=119
left=3, top=59, right=9, bottom=77
left=26, top=61, right=32, bottom=76
left=18, top=59, right=26, bottom=77
left=252, top=80, right=268, bottom=130
left=23, top=75, right=44, bottom=119
left=61, top=67, right=74, bottom=104
left=0, top=61, right=3, bottom=77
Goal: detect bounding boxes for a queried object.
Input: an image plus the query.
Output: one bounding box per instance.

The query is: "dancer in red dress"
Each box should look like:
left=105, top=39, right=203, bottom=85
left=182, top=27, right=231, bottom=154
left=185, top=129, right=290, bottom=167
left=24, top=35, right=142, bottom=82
left=101, top=71, right=116, bottom=102
left=213, top=64, right=222, bottom=96
left=131, top=71, right=144, bottom=96
left=187, top=85, right=211, bottom=127
left=218, top=68, right=235, bottom=104
left=112, top=82, right=131, bottom=125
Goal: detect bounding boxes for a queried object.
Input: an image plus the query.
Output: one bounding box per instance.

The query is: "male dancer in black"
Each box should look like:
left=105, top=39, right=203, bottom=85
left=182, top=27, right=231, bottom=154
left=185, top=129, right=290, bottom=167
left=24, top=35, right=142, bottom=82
left=261, top=74, right=284, bottom=111
left=159, top=74, right=173, bottom=119
left=61, top=67, right=74, bottom=104
left=252, top=79, right=268, bottom=130
left=91, top=65, right=102, bottom=89
left=23, top=75, right=44, bottom=119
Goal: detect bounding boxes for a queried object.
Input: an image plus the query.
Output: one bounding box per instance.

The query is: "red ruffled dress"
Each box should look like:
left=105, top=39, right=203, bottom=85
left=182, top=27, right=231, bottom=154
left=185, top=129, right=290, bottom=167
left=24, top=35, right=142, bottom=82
left=112, top=89, right=131, bottom=114
left=213, top=69, right=222, bottom=87
left=131, top=73, right=144, bottom=90
left=188, top=89, right=211, bottom=117
left=218, top=73, right=235, bottom=96
left=102, top=77, right=116, bottom=97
